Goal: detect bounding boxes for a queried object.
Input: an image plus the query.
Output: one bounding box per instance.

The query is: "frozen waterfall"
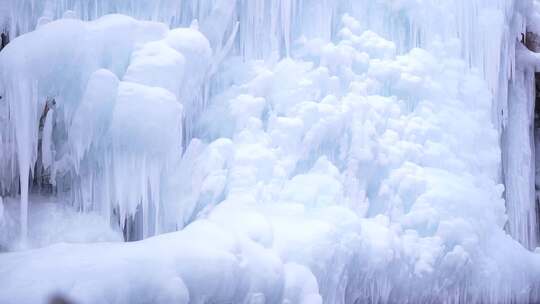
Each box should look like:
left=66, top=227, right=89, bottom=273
left=1, top=0, right=540, bottom=303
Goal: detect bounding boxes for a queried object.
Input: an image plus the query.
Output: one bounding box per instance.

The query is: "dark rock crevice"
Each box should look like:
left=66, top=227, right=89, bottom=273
left=526, top=31, right=540, bottom=243
left=0, top=31, right=8, bottom=51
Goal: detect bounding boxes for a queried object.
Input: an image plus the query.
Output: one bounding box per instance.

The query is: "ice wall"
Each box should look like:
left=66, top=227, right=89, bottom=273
left=1, top=0, right=540, bottom=303
left=2, top=0, right=537, bottom=249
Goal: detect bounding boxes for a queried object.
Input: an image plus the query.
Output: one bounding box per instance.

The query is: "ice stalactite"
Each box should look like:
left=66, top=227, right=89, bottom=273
left=503, top=54, right=538, bottom=249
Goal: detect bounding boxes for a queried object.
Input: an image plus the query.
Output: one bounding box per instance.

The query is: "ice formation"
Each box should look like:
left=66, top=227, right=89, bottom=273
left=1, top=0, right=540, bottom=303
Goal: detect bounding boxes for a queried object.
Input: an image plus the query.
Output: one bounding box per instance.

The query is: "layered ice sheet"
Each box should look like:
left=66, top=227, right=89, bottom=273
left=1, top=0, right=540, bottom=303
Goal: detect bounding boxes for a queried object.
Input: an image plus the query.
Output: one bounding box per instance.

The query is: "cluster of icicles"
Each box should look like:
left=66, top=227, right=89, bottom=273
left=1, top=0, right=537, bottom=249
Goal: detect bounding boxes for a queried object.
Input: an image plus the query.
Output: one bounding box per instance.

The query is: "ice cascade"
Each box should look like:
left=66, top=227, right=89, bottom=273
left=1, top=0, right=540, bottom=303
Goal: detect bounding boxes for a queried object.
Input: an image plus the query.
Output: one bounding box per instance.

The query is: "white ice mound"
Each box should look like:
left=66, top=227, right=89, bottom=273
left=112, top=82, right=182, bottom=156
left=123, top=41, right=186, bottom=97
left=70, top=69, right=120, bottom=163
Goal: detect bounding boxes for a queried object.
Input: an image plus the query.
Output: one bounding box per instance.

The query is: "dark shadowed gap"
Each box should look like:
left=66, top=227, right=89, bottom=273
left=527, top=31, right=540, bottom=242
left=0, top=31, right=8, bottom=51
left=33, top=97, right=56, bottom=194
left=535, top=72, right=540, bottom=238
